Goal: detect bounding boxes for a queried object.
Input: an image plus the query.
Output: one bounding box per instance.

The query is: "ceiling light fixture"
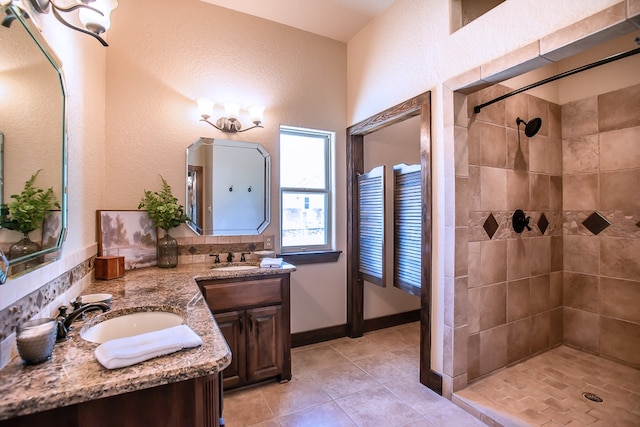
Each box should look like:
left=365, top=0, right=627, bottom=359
left=28, top=0, right=118, bottom=47
left=197, top=98, right=264, bottom=134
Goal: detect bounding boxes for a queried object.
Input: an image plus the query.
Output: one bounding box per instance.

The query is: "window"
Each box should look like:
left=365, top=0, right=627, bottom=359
left=280, top=126, right=333, bottom=253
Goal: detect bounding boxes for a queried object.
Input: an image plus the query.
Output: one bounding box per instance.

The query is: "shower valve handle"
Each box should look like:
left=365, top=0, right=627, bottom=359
left=512, top=209, right=531, bottom=233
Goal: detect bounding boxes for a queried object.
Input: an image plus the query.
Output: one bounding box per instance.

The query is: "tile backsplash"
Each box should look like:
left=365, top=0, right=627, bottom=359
left=176, top=234, right=266, bottom=264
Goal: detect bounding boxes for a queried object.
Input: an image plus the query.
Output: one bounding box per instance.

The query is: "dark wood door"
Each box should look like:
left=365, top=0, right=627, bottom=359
left=215, top=310, right=246, bottom=389
left=246, top=305, right=282, bottom=383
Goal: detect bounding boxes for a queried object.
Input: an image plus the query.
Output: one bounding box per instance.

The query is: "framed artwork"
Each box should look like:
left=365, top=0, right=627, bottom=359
left=96, top=210, right=157, bottom=270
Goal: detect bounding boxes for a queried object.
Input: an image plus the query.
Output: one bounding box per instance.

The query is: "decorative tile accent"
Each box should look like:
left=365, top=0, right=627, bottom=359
left=35, top=291, right=43, bottom=307
left=0, top=257, right=93, bottom=342
left=582, top=211, right=610, bottom=235
left=538, top=213, right=549, bottom=235
left=188, top=246, right=198, bottom=255
left=483, top=213, right=499, bottom=239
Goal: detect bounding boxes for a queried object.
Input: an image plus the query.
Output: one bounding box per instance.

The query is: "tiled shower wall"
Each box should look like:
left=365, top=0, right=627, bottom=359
left=450, top=84, right=564, bottom=388
left=561, top=83, right=640, bottom=368
left=450, top=82, right=640, bottom=391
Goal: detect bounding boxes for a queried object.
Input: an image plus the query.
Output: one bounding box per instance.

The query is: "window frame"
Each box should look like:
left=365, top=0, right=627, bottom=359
left=279, top=126, right=334, bottom=254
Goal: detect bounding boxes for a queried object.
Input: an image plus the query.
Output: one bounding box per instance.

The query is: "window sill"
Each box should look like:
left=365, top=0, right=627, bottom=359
left=280, top=250, right=342, bottom=265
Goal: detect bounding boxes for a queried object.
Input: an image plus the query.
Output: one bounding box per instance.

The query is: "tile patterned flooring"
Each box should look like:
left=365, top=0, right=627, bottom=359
left=454, top=345, right=640, bottom=426
left=222, top=322, right=485, bottom=426
left=223, top=323, right=640, bottom=426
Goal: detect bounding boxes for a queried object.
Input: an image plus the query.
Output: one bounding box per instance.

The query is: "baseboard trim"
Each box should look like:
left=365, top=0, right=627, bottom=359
left=291, top=324, right=348, bottom=348
left=291, top=310, right=420, bottom=348
left=363, top=309, right=420, bottom=333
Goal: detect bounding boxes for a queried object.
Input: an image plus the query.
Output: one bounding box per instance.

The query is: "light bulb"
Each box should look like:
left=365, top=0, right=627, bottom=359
left=79, top=0, right=118, bottom=34
left=248, top=106, right=265, bottom=125
left=224, top=103, right=241, bottom=119
left=197, top=98, right=215, bottom=120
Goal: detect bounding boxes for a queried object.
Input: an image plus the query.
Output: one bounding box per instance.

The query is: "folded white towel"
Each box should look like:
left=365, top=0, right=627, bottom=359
left=260, top=257, right=283, bottom=268
left=95, top=324, right=203, bottom=369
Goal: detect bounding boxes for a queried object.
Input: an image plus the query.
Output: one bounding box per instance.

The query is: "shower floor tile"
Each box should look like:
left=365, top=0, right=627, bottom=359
left=453, top=345, right=640, bottom=426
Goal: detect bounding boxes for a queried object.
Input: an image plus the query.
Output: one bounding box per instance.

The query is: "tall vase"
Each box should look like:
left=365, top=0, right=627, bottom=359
left=9, top=232, right=42, bottom=274
left=157, top=230, right=178, bottom=268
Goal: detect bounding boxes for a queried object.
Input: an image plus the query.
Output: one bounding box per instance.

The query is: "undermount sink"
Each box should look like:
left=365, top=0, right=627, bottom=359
left=80, top=310, right=184, bottom=343
left=211, top=265, right=260, bottom=271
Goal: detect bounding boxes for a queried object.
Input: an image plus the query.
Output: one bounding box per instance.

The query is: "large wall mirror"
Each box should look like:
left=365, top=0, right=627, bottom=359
left=186, top=138, right=270, bottom=236
left=0, top=4, right=68, bottom=283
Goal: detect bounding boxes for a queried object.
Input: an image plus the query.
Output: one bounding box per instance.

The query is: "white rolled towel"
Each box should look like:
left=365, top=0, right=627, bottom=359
left=95, top=324, right=203, bottom=369
left=260, top=257, right=283, bottom=268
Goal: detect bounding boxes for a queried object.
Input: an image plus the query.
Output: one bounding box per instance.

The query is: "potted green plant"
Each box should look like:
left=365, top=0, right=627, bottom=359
left=0, top=170, right=60, bottom=271
left=138, top=175, right=190, bottom=268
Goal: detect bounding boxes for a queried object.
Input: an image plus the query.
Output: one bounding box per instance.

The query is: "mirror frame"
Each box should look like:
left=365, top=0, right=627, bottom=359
left=0, top=3, right=68, bottom=281
left=185, top=137, right=270, bottom=236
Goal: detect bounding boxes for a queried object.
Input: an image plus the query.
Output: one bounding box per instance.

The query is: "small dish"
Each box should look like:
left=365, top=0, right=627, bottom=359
left=79, top=293, right=113, bottom=305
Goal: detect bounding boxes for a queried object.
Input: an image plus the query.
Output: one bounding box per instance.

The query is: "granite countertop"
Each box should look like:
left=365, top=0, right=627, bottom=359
left=0, top=262, right=296, bottom=421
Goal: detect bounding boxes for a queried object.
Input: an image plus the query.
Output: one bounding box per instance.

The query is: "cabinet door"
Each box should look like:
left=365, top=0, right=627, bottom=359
left=214, top=311, right=246, bottom=389
left=246, top=305, right=283, bottom=383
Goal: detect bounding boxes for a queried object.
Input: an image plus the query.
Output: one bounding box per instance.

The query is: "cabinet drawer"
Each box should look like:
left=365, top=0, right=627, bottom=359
left=203, top=277, right=283, bottom=312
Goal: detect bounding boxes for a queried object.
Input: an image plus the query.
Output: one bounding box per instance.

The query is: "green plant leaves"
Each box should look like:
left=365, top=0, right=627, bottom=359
left=0, top=170, right=60, bottom=234
left=138, top=175, right=190, bottom=231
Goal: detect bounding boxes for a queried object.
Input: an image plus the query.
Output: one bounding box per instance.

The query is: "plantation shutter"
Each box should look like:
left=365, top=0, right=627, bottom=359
left=394, top=163, right=421, bottom=296
left=357, top=165, right=385, bottom=286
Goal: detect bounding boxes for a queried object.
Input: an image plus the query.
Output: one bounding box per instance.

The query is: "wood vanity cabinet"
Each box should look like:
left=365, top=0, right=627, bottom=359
left=198, top=273, right=292, bottom=390
left=0, top=373, right=222, bottom=427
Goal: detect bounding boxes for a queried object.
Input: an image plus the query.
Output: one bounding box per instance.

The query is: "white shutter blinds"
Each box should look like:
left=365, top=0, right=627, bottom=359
left=357, top=165, right=385, bottom=286
left=393, top=163, right=421, bottom=295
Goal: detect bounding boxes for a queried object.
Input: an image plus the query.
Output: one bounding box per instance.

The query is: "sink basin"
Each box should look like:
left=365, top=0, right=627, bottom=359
left=80, top=311, right=184, bottom=343
left=212, top=265, right=260, bottom=271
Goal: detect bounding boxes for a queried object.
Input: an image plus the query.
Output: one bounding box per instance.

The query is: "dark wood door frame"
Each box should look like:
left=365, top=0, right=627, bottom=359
left=346, top=91, right=441, bottom=394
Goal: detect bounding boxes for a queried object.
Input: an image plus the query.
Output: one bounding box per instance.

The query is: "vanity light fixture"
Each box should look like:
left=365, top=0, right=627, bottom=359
left=197, top=98, right=264, bottom=134
left=28, top=0, right=118, bottom=47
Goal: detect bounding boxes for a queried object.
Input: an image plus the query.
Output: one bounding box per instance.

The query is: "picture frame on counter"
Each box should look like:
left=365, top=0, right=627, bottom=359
left=96, top=210, right=157, bottom=270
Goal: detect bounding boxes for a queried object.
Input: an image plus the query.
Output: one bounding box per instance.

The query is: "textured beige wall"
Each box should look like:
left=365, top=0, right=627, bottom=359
left=104, top=0, right=347, bottom=333
left=347, top=0, right=622, bottom=125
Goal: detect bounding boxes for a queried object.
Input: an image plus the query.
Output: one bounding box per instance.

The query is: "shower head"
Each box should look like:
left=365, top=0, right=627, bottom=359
left=516, top=117, right=542, bottom=137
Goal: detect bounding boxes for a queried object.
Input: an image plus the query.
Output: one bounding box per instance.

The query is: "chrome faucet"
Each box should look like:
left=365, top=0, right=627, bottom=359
left=56, top=303, right=110, bottom=342
left=240, top=252, right=250, bottom=262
